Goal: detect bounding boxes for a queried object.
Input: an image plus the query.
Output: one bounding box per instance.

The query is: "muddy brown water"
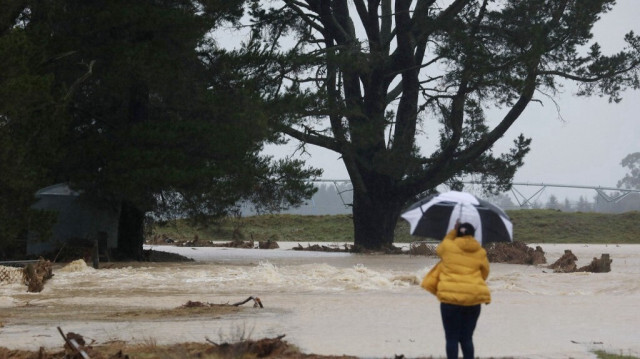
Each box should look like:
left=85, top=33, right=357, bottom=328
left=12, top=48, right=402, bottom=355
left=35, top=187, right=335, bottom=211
left=1, top=243, right=640, bottom=358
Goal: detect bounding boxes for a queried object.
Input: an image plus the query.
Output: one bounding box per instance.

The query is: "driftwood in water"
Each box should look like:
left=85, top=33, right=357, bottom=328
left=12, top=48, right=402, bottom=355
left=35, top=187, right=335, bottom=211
left=577, top=254, right=612, bottom=273
left=486, top=241, right=547, bottom=265
left=548, top=250, right=612, bottom=273
left=23, top=258, right=54, bottom=292
left=181, top=296, right=264, bottom=309
left=0, top=258, right=53, bottom=292
left=181, top=300, right=220, bottom=308
left=232, top=296, right=263, bottom=308
left=548, top=250, right=578, bottom=273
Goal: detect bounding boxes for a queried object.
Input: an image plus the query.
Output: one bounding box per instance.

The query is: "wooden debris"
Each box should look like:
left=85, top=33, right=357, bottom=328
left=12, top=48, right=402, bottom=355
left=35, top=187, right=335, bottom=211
left=577, top=254, right=612, bottom=273
left=549, top=251, right=613, bottom=273
left=292, top=243, right=351, bottom=252
left=487, top=241, right=547, bottom=265
left=1, top=258, right=53, bottom=292
left=23, top=258, right=54, bottom=292
left=232, top=296, right=263, bottom=308
left=548, top=250, right=578, bottom=273
left=181, top=300, right=218, bottom=308
left=180, top=296, right=264, bottom=309
left=57, top=327, right=90, bottom=359
left=259, top=239, right=279, bottom=249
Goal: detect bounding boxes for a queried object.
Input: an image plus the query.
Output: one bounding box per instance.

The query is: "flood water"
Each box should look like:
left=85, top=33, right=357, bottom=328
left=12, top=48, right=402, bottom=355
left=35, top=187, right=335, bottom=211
left=1, top=242, right=640, bottom=358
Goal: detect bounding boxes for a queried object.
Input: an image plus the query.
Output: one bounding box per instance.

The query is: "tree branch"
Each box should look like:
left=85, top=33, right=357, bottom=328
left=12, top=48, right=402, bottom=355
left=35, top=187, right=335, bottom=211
left=537, top=60, right=640, bottom=82
left=456, top=64, right=538, bottom=165
left=318, top=0, right=353, bottom=45
left=380, top=0, right=392, bottom=47
left=412, top=0, right=471, bottom=49
left=390, top=0, right=419, bottom=156
left=422, top=2, right=491, bottom=171
left=275, top=123, right=341, bottom=152
left=352, top=0, right=374, bottom=42
left=284, top=0, right=326, bottom=34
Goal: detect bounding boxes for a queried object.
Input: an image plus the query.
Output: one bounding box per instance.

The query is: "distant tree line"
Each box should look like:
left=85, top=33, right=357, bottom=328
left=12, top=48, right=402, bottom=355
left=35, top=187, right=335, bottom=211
left=536, top=193, right=640, bottom=213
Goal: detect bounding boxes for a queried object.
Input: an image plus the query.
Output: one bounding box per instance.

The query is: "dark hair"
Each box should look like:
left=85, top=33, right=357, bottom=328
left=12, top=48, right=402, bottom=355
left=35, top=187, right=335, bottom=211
left=457, top=222, right=475, bottom=237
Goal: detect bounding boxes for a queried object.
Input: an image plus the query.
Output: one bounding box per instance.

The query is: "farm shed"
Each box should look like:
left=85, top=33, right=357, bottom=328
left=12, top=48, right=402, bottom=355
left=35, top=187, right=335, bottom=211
left=27, top=183, right=120, bottom=256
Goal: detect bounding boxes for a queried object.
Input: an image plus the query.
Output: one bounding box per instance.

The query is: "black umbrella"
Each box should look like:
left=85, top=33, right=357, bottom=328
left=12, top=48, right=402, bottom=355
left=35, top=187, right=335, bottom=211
left=400, top=191, right=513, bottom=244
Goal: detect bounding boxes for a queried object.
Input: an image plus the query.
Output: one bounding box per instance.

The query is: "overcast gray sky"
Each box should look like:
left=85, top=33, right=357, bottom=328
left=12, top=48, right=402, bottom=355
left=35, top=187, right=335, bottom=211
left=262, top=0, right=640, bottom=203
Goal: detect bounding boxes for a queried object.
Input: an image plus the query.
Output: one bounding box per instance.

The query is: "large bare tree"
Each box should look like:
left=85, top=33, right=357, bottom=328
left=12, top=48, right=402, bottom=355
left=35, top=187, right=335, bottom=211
left=239, top=0, right=640, bottom=249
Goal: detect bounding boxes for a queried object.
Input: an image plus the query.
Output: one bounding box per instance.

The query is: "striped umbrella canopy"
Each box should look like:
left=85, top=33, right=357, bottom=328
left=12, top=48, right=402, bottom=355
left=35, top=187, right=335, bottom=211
left=400, top=191, right=513, bottom=244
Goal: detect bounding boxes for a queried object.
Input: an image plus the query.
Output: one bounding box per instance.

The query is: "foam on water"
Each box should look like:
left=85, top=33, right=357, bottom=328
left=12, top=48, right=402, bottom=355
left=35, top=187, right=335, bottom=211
left=26, top=260, right=421, bottom=296
left=57, top=259, right=93, bottom=273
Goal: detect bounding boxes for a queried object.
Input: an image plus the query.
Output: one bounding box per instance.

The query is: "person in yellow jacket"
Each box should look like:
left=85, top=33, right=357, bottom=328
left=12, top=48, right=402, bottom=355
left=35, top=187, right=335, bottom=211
left=421, top=222, right=490, bottom=359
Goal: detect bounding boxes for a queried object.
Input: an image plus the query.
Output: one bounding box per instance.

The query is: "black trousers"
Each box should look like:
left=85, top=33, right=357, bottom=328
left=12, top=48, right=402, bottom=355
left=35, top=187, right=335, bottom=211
left=440, top=303, right=481, bottom=359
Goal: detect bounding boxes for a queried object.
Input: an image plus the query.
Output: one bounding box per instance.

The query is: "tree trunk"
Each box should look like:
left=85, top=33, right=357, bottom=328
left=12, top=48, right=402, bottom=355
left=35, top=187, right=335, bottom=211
left=352, top=184, right=405, bottom=250
left=116, top=201, right=144, bottom=260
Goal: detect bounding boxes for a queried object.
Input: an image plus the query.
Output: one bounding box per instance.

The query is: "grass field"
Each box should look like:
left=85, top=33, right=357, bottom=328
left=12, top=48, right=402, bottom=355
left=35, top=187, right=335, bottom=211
left=150, top=209, right=640, bottom=244
left=595, top=351, right=640, bottom=359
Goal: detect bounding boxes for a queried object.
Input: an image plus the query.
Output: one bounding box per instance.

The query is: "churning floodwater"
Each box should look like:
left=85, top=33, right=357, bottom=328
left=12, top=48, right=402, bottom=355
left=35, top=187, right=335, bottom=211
left=1, top=243, right=640, bottom=358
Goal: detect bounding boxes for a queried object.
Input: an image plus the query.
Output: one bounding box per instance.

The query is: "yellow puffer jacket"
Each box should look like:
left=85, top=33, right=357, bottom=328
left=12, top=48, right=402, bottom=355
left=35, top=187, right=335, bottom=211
left=422, top=229, right=491, bottom=306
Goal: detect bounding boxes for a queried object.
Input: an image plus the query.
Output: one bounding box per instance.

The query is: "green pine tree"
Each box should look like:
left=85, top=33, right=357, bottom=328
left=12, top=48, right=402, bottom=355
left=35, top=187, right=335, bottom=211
left=0, top=0, right=321, bottom=258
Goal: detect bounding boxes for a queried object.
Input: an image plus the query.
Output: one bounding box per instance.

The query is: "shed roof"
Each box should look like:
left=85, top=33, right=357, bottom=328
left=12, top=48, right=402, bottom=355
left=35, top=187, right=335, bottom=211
left=35, top=183, right=80, bottom=197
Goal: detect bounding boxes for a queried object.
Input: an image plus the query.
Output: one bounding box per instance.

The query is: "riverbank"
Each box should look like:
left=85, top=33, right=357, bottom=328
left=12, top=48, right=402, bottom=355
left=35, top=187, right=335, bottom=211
left=1, top=337, right=638, bottom=359
left=0, top=334, right=359, bottom=359
left=3, top=338, right=635, bottom=359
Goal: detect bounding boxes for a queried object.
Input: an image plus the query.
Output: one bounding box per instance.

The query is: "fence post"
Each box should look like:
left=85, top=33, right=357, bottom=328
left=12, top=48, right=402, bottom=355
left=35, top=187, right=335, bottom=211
left=599, top=253, right=611, bottom=272
left=92, top=240, right=99, bottom=269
